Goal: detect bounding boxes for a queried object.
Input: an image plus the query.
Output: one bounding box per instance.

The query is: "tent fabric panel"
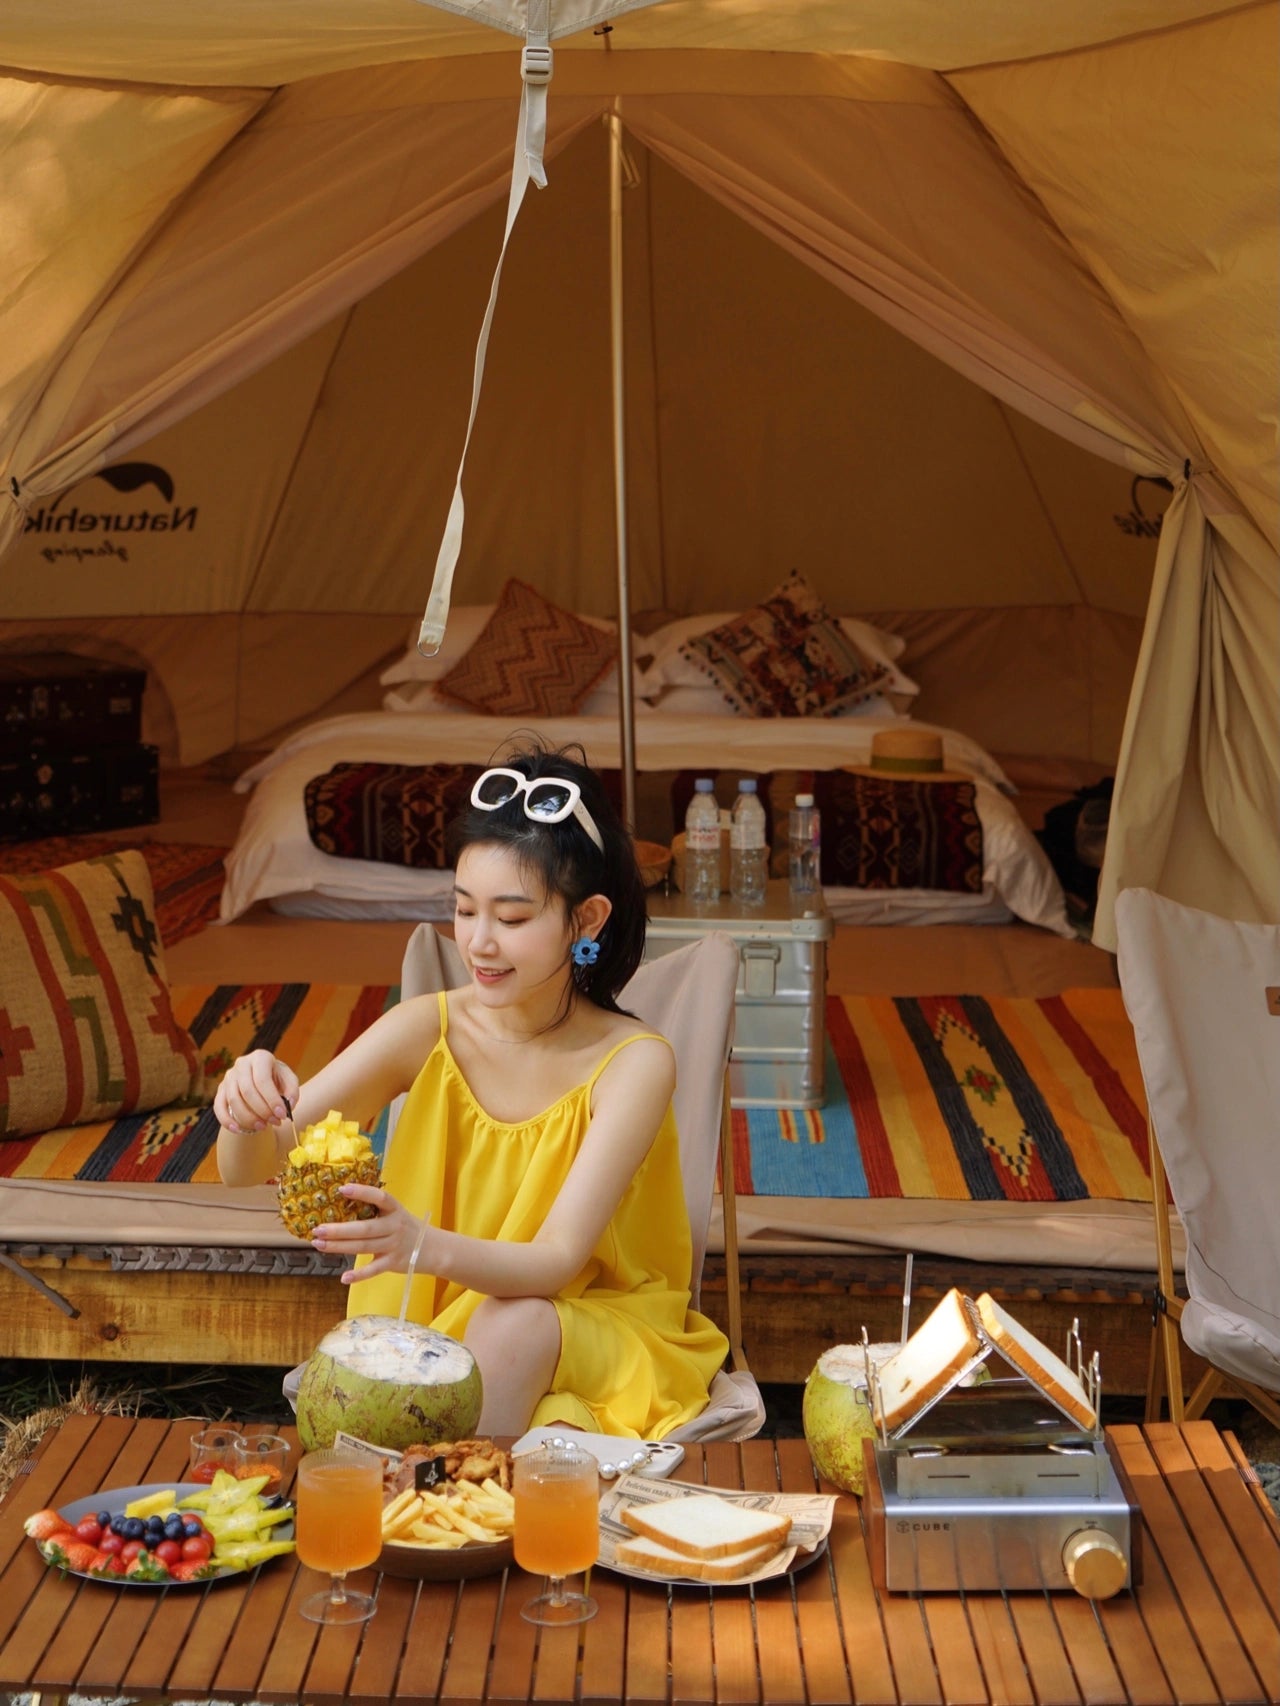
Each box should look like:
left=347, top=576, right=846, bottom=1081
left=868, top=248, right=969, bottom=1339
left=6, top=325, right=343, bottom=620
left=0, top=77, right=603, bottom=555
left=951, top=3, right=1280, bottom=554
left=0, top=73, right=265, bottom=464
left=0, top=1, right=1250, bottom=85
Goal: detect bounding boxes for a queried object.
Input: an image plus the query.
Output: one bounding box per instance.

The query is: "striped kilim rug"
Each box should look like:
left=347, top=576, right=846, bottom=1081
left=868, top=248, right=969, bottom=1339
left=1, top=985, right=1150, bottom=1202
left=729, top=991, right=1151, bottom=1202
left=0, top=837, right=226, bottom=947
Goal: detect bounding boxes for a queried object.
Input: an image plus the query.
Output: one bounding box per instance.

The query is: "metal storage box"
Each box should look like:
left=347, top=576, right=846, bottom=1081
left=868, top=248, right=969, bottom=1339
left=644, top=880, right=833, bottom=1109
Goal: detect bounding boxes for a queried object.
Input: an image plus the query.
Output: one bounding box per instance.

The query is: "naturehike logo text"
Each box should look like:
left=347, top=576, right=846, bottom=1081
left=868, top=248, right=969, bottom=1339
left=24, top=462, right=198, bottom=564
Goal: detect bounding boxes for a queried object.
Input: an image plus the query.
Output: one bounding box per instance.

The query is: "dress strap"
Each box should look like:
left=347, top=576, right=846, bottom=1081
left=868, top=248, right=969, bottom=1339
left=586, top=1030, right=671, bottom=1088
left=437, top=989, right=449, bottom=1036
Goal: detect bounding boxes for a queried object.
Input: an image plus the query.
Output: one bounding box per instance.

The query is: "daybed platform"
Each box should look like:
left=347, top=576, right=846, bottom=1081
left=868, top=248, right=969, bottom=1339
left=0, top=766, right=1182, bottom=1394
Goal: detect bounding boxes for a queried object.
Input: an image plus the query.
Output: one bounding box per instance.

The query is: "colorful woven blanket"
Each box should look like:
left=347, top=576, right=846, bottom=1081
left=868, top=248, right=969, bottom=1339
left=3, top=984, right=1148, bottom=1204
left=730, top=991, right=1150, bottom=1202
left=0, top=837, right=226, bottom=947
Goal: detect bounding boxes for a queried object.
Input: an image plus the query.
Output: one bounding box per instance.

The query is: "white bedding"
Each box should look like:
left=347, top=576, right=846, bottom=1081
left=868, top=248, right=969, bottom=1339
left=222, top=710, right=1072, bottom=936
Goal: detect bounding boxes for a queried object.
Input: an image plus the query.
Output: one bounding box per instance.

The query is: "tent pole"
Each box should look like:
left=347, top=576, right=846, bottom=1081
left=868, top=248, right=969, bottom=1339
left=607, top=103, right=637, bottom=835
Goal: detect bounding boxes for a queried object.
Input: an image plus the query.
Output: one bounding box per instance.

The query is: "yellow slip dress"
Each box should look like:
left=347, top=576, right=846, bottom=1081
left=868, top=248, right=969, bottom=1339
left=348, top=991, right=729, bottom=1438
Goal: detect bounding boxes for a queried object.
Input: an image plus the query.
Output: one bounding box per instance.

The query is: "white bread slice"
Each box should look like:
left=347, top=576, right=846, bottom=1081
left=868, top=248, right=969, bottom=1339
left=620, top=1494, right=792, bottom=1562
left=616, top=1532, right=783, bottom=1581
left=873, top=1286, right=982, bottom=1432
left=976, top=1293, right=1097, bottom=1431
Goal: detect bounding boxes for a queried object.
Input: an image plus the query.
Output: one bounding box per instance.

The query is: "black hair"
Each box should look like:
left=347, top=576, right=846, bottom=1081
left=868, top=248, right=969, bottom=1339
left=447, top=739, right=647, bottom=1015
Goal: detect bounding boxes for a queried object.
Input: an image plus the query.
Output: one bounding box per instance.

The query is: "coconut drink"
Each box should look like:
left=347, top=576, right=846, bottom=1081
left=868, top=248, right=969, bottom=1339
left=295, top=1316, right=484, bottom=1453
left=802, top=1342, right=901, bottom=1497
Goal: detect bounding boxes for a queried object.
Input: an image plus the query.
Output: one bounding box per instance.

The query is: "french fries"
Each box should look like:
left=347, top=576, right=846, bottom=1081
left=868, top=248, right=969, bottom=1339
left=381, top=1476, right=515, bottom=1551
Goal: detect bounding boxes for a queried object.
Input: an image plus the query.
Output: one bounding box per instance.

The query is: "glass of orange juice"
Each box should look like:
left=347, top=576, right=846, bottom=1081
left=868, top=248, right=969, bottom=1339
left=513, top=1440, right=600, bottom=1626
left=295, top=1448, right=383, bottom=1625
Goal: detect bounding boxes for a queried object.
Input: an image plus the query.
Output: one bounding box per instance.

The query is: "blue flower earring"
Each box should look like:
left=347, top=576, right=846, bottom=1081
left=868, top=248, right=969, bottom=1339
left=571, top=936, right=601, bottom=967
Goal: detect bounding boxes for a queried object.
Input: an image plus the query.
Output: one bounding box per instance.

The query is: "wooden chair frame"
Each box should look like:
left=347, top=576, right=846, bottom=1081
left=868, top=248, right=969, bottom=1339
left=1146, top=1119, right=1280, bottom=1431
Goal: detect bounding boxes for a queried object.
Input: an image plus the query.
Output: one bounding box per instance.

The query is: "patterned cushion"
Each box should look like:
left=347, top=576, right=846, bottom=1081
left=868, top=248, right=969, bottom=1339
left=436, top=578, right=618, bottom=717
left=813, top=772, right=984, bottom=892
left=676, top=571, right=891, bottom=717
left=305, top=762, right=479, bottom=866
left=0, top=849, right=200, bottom=1139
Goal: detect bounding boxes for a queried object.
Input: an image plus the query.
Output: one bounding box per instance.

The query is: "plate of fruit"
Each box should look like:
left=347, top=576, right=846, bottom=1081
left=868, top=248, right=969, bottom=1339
left=25, top=1473, right=296, bottom=1586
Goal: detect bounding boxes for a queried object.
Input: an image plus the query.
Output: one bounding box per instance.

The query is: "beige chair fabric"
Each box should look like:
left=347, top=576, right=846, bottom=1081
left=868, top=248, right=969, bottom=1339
left=1115, top=887, right=1280, bottom=1423
left=392, top=922, right=763, bottom=1442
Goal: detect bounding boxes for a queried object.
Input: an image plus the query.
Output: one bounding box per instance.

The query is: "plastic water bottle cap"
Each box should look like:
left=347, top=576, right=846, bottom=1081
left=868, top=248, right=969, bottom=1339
left=694, top=778, right=715, bottom=793
left=738, top=779, right=758, bottom=793
left=795, top=793, right=814, bottom=808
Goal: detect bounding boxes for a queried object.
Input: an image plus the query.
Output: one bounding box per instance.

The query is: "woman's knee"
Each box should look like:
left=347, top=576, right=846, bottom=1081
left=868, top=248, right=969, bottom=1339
left=465, top=1296, right=560, bottom=1367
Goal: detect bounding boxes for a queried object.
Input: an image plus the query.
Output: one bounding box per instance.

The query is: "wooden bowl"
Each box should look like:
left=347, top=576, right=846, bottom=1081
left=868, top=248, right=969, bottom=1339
left=634, top=839, right=673, bottom=890
left=378, top=1534, right=514, bottom=1581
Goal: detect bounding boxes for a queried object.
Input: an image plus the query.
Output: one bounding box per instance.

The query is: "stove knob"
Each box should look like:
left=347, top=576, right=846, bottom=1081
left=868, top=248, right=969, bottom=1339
left=1062, top=1527, right=1127, bottom=1599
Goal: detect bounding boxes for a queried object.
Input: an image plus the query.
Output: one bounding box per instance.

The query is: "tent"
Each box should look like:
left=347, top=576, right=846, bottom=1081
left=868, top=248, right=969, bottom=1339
left=0, top=0, right=1275, bottom=949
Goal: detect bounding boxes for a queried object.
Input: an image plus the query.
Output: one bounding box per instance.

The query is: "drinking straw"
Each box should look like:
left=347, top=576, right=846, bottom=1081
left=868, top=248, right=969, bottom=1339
left=398, top=1220, right=430, bottom=1327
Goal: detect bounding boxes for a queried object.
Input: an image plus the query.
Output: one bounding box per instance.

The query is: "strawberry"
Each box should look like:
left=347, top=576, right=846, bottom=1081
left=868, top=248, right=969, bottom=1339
left=89, top=1550, right=127, bottom=1578
left=24, top=1510, right=73, bottom=1542
left=40, top=1538, right=100, bottom=1573
left=125, top=1551, right=171, bottom=1582
left=169, top=1559, right=220, bottom=1583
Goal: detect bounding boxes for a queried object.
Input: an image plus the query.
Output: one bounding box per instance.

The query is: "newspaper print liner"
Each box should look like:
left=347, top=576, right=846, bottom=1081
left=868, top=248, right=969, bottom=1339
left=596, top=1472, right=836, bottom=1588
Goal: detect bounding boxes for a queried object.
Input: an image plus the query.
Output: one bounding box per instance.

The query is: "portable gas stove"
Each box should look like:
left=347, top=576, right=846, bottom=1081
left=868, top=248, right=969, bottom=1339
left=860, top=1319, right=1141, bottom=1598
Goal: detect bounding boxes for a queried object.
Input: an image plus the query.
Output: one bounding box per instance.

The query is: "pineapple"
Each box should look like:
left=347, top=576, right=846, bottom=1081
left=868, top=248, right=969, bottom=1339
left=277, top=1108, right=381, bottom=1240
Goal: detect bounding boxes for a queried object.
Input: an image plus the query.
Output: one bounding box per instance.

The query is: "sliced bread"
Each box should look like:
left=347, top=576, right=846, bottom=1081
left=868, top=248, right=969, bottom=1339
left=873, top=1286, right=982, bottom=1432
left=620, top=1493, right=792, bottom=1562
left=616, top=1531, right=783, bottom=1581
left=976, top=1293, right=1097, bottom=1430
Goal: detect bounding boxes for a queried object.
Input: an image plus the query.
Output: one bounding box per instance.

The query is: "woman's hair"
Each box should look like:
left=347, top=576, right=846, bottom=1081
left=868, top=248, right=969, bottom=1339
left=448, top=740, right=647, bottom=1014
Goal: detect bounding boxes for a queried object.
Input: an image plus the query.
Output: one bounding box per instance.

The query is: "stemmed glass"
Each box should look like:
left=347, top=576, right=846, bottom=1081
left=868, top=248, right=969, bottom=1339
left=294, top=1448, right=383, bottom=1625
left=513, top=1440, right=600, bottom=1626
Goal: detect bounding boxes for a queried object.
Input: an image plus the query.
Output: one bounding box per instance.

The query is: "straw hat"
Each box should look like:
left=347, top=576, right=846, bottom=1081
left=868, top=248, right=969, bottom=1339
left=845, top=727, right=969, bottom=782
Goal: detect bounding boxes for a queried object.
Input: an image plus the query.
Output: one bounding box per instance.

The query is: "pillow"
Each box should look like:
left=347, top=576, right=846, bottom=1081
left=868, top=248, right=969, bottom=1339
left=675, top=571, right=893, bottom=718
left=0, top=849, right=200, bottom=1139
left=643, top=603, right=917, bottom=699
left=305, top=762, right=477, bottom=866
left=435, top=579, right=618, bottom=717
left=380, top=601, right=624, bottom=687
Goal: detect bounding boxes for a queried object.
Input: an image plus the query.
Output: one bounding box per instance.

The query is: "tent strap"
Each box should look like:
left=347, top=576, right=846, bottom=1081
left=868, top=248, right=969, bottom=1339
left=417, top=0, right=552, bottom=657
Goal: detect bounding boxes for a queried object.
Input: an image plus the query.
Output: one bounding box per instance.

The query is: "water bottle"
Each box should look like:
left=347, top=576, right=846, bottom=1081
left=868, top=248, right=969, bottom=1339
left=729, top=779, right=769, bottom=906
left=684, top=777, right=722, bottom=903
left=788, top=792, right=821, bottom=897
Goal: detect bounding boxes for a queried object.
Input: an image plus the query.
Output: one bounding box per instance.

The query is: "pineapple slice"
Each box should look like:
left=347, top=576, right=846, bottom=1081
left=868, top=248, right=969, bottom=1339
left=277, top=1109, right=381, bottom=1240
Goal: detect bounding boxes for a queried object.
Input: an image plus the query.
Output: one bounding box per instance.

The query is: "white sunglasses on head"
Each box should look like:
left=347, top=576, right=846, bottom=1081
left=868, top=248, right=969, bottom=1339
left=470, top=767, right=604, bottom=853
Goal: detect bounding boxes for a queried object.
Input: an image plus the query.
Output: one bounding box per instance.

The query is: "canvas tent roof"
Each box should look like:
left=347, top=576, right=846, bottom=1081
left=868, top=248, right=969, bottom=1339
left=0, top=0, right=1275, bottom=949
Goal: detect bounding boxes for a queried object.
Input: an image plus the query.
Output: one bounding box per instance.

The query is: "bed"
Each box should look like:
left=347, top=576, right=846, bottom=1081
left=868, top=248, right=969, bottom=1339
left=220, top=577, right=1073, bottom=940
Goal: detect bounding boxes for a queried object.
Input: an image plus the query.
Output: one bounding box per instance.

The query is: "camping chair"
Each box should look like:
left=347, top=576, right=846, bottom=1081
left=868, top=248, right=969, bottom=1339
left=395, top=924, right=764, bottom=1442
left=1115, top=887, right=1280, bottom=1430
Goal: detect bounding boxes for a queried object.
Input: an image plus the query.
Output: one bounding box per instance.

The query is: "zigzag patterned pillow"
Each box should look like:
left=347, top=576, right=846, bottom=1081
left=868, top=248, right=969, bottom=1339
left=436, top=578, right=617, bottom=717
left=0, top=849, right=199, bottom=1139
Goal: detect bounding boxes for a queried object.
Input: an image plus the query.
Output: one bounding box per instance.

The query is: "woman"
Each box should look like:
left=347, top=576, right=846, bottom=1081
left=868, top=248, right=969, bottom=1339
left=216, top=744, right=728, bottom=1437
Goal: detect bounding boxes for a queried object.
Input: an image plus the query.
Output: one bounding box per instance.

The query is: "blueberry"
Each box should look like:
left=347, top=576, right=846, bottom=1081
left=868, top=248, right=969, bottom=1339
left=164, top=1517, right=185, bottom=1541
left=96, top=1510, right=111, bottom=1528
left=181, top=1519, right=203, bottom=1539
left=122, top=1517, right=145, bottom=1541
left=110, top=1516, right=128, bottom=1536
left=145, top=1515, right=165, bottom=1533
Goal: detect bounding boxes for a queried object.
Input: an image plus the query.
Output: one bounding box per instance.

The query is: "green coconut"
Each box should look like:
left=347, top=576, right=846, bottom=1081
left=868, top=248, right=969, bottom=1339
left=802, top=1342, right=901, bottom=1497
left=295, top=1315, right=484, bottom=1453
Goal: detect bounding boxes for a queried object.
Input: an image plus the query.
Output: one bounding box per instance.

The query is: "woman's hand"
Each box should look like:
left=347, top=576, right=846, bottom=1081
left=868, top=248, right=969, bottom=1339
left=313, top=1183, right=431, bottom=1286
left=215, top=1050, right=300, bottom=1133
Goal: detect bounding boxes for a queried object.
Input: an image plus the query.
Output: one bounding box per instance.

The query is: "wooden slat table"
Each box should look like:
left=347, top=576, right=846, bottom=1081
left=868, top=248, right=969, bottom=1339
left=0, top=1417, right=1276, bottom=1704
